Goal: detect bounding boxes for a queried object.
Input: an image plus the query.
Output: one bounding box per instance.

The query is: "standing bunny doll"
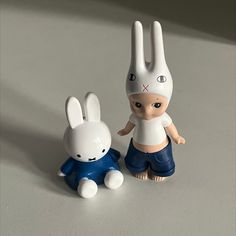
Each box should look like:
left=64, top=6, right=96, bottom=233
left=59, top=93, right=124, bottom=198
left=118, top=21, right=185, bottom=182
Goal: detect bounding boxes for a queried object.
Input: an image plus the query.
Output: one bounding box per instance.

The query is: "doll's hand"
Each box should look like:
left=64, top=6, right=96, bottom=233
left=117, top=129, right=129, bottom=136
left=173, top=136, right=186, bottom=144
left=117, top=122, right=135, bottom=136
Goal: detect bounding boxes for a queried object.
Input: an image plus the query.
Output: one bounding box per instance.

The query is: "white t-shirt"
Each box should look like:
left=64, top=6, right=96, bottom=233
left=129, top=112, right=172, bottom=145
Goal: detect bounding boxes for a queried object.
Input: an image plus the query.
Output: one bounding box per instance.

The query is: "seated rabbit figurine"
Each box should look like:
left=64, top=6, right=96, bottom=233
left=58, top=92, right=124, bottom=198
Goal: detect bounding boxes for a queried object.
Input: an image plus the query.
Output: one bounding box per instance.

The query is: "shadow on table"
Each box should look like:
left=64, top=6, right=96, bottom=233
left=1, top=0, right=235, bottom=43
left=0, top=120, right=77, bottom=197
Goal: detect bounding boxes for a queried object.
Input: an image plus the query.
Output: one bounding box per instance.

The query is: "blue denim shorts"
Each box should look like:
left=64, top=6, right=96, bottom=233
left=125, top=136, right=175, bottom=177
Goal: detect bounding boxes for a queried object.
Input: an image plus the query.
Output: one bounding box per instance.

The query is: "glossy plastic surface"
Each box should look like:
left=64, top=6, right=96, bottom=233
left=126, top=21, right=173, bottom=101
left=59, top=93, right=124, bottom=198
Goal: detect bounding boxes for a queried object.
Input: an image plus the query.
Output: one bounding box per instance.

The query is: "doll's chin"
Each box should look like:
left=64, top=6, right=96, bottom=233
left=136, top=114, right=153, bottom=120
left=143, top=117, right=154, bottom=120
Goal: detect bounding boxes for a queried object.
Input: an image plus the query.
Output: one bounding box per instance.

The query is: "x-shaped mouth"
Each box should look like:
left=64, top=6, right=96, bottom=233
left=88, top=157, right=96, bottom=161
left=142, top=84, right=149, bottom=92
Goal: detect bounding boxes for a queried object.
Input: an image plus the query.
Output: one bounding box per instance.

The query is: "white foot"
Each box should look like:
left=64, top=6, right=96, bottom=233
left=104, top=170, right=124, bottom=190
left=77, top=178, right=98, bottom=199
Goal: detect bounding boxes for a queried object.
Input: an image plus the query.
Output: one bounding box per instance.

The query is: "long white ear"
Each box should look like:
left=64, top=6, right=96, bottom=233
left=65, top=96, right=83, bottom=129
left=150, top=21, right=166, bottom=70
left=130, top=21, right=145, bottom=71
left=84, top=92, right=101, bottom=122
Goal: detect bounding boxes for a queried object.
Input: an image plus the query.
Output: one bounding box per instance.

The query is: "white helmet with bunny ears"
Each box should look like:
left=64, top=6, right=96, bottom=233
left=63, top=92, right=111, bottom=162
left=126, top=21, right=173, bottom=101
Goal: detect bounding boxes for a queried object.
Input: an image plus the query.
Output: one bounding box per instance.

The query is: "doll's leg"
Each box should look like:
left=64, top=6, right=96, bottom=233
left=104, top=170, right=124, bottom=189
left=148, top=173, right=166, bottom=182
left=134, top=170, right=149, bottom=180
left=149, top=139, right=175, bottom=182
left=125, top=154, right=149, bottom=180
left=149, top=160, right=175, bottom=182
left=124, top=140, right=149, bottom=180
left=125, top=155, right=149, bottom=180
left=77, top=178, right=98, bottom=199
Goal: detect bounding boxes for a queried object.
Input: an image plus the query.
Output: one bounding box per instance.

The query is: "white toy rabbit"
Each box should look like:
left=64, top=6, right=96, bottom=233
left=58, top=92, right=124, bottom=198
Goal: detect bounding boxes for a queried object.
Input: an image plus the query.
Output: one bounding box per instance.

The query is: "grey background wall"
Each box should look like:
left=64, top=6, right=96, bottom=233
left=1, top=0, right=235, bottom=235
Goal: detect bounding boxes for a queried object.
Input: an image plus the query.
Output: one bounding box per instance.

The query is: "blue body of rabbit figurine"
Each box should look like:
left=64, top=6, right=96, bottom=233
left=60, top=148, right=120, bottom=190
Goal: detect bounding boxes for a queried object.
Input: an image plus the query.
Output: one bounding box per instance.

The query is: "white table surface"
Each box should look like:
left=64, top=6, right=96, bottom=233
left=1, top=1, right=235, bottom=235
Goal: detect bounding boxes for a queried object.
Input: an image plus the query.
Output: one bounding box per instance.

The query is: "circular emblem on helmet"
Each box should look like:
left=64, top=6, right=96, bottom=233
left=128, top=73, right=136, bottom=81
left=157, top=75, right=167, bottom=83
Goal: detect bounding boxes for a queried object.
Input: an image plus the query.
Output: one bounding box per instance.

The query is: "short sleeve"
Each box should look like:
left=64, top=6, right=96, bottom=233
left=129, top=114, right=136, bottom=125
left=162, top=112, right=172, bottom=127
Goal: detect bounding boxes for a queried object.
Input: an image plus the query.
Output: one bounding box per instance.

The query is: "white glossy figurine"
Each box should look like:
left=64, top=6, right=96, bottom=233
left=118, top=21, right=185, bottom=182
left=59, top=93, right=124, bottom=198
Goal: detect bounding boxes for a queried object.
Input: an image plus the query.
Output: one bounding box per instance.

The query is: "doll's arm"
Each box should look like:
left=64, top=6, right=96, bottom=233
left=109, top=148, right=121, bottom=161
left=117, top=121, right=135, bottom=136
left=58, top=157, right=75, bottom=176
left=165, top=123, right=185, bottom=144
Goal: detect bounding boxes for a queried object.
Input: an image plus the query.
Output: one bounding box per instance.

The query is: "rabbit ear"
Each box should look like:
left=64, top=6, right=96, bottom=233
left=130, top=21, right=146, bottom=71
left=84, top=92, right=101, bottom=122
left=65, top=96, right=84, bottom=129
left=150, top=21, right=166, bottom=70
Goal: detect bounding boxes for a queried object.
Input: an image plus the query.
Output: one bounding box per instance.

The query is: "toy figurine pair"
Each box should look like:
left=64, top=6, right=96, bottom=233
left=58, top=21, right=185, bottom=198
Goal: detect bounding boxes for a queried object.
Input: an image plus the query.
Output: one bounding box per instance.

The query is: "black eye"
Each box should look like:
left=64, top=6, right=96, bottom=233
left=152, top=103, right=162, bottom=108
left=157, top=75, right=167, bottom=83
left=102, top=149, right=105, bottom=153
left=135, top=102, right=142, bottom=108
left=128, top=73, right=136, bottom=81
left=77, top=154, right=81, bottom=158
